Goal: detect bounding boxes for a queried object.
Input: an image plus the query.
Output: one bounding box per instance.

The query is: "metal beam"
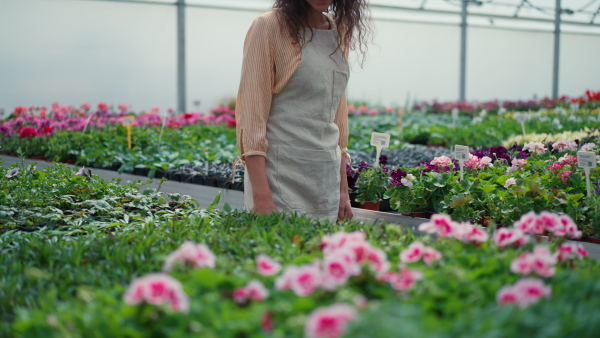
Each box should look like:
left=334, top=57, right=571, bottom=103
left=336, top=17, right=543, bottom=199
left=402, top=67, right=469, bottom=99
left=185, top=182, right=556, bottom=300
left=459, top=0, right=468, bottom=102
left=177, top=0, right=186, bottom=113
left=591, top=4, right=600, bottom=24
left=552, top=0, right=561, bottom=99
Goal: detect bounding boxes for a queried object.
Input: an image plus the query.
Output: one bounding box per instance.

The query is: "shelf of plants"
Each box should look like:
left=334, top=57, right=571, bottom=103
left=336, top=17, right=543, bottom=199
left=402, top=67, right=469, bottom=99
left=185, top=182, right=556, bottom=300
left=1, top=91, right=600, bottom=337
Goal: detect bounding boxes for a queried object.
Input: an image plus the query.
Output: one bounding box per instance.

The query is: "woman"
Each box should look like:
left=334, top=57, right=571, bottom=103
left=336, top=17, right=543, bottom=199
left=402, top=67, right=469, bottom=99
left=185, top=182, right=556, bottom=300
left=236, top=0, right=371, bottom=222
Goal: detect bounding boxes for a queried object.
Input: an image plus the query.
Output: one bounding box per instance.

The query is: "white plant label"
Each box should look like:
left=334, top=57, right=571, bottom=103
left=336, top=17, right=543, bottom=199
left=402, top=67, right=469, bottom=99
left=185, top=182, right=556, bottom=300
left=578, top=151, right=596, bottom=198
left=371, top=132, right=390, bottom=167
left=157, top=114, right=168, bottom=147
left=514, top=112, right=527, bottom=136
left=451, top=108, right=459, bottom=127
left=371, top=132, right=390, bottom=148
left=454, top=145, right=470, bottom=181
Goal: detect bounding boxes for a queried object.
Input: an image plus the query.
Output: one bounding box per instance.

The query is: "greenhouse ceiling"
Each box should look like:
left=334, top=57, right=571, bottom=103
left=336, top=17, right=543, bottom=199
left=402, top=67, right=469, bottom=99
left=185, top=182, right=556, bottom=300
left=95, top=0, right=600, bottom=34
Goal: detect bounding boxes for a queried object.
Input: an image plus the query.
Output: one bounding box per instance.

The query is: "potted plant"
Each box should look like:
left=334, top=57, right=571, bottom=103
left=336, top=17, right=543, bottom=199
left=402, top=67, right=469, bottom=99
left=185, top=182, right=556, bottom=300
left=354, top=163, right=391, bottom=211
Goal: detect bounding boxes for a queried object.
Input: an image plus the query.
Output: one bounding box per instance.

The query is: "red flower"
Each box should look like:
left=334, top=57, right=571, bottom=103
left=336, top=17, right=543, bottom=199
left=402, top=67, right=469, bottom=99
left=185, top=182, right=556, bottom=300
left=97, top=102, right=109, bottom=111
left=261, top=311, right=274, bottom=332
left=39, top=126, right=53, bottom=136
left=19, top=126, right=38, bottom=138
left=227, top=119, right=237, bottom=128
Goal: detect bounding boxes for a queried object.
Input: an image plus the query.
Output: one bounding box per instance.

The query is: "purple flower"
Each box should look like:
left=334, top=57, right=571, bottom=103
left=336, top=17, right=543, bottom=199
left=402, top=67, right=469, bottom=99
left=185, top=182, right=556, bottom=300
left=379, top=155, right=388, bottom=167
left=390, top=168, right=407, bottom=181
left=5, top=168, right=19, bottom=178
left=357, top=161, right=370, bottom=172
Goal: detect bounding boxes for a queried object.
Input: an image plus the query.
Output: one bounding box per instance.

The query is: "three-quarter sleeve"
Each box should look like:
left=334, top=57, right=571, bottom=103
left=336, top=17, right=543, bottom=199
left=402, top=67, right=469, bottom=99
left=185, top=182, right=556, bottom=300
left=334, top=92, right=350, bottom=160
left=235, top=16, right=275, bottom=158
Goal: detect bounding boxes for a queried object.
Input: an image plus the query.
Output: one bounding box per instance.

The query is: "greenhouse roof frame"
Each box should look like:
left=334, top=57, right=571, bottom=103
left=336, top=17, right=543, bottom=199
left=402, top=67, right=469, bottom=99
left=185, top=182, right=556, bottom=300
left=78, top=0, right=600, bottom=110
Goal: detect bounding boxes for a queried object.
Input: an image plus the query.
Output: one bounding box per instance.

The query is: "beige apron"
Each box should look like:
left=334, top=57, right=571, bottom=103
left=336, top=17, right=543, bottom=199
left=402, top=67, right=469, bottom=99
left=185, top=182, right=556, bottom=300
left=245, top=19, right=349, bottom=222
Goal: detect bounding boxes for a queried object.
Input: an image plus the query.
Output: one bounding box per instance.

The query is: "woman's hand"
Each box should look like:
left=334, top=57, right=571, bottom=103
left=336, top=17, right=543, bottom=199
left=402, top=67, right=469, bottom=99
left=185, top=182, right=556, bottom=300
left=338, top=191, right=353, bottom=221
left=338, top=155, right=353, bottom=222
left=253, top=194, right=279, bottom=214
left=245, top=155, right=279, bottom=215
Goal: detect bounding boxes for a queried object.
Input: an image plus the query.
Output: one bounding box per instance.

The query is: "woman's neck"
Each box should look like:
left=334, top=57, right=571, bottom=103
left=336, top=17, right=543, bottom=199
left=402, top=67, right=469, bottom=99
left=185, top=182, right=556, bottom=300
left=306, top=9, right=330, bottom=30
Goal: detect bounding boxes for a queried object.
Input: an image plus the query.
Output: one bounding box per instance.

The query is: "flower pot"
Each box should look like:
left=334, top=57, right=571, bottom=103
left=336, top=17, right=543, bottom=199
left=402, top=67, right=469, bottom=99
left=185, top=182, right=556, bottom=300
left=379, top=198, right=392, bottom=212
left=402, top=212, right=429, bottom=219
left=193, top=175, right=205, bottom=185
left=358, top=201, right=380, bottom=211
left=585, top=236, right=600, bottom=245
left=349, top=192, right=359, bottom=208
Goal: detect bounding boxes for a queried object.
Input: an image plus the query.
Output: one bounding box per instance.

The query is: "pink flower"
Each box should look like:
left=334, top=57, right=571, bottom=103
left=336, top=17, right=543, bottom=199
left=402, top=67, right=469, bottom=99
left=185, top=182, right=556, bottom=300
left=118, top=104, right=129, bottom=112
left=556, top=242, right=588, bottom=262
left=362, top=246, right=390, bottom=274
left=513, top=211, right=544, bottom=235
left=523, top=142, right=547, bottom=155
left=423, top=247, right=442, bottom=266
left=321, top=231, right=366, bottom=254
left=557, top=154, right=578, bottom=164
left=506, top=158, right=527, bottom=174
left=580, top=142, right=595, bottom=152
left=510, top=246, right=557, bottom=278
left=454, top=222, right=489, bottom=244
left=418, top=214, right=457, bottom=237
left=97, top=102, right=108, bottom=111
left=552, top=140, right=577, bottom=152
left=321, top=248, right=361, bottom=291
left=537, top=211, right=560, bottom=232
left=552, top=214, right=582, bottom=239
left=80, top=103, right=91, bottom=110
left=163, top=241, right=216, bottom=271
left=504, top=178, right=516, bottom=188
left=275, top=265, right=300, bottom=291
left=123, top=273, right=189, bottom=313
left=399, top=242, right=426, bottom=263
left=430, top=156, right=453, bottom=167
left=256, top=254, right=282, bottom=277
left=493, top=228, right=529, bottom=249
left=382, top=268, right=424, bottom=291
left=290, top=263, right=323, bottom=297
left=233, top=280, right=269, bottom=304
left=304, top=303, right=357, bottom=338
left=497, top=278, right=551, bottom=308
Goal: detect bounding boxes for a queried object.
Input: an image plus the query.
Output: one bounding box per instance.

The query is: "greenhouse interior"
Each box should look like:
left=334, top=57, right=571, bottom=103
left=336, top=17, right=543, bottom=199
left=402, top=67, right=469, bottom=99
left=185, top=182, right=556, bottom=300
left=1, top=0, right=600, bottom=336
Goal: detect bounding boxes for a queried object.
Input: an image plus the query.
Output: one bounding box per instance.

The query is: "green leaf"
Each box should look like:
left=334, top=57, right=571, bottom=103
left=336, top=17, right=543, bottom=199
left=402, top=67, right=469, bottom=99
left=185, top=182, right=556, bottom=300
left=207, top=192, right=221, bottom=210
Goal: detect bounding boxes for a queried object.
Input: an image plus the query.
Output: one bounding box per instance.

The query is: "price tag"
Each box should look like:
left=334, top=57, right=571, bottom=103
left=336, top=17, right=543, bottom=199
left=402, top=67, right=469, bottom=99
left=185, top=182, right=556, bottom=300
left=454, top=145, right=470, bottom=162
left=578, top=151, right=597, bottom=169
left=454, top=144, right=470, bottom=181
left=122, top=115, right=136, bottom=149
left=371, top=132, right=390, bottom=167
left=371, top=132, right=390, bottom=148
left=578, top=151, right=597, bottom=198
left=122, top=116, right=136, bottom=126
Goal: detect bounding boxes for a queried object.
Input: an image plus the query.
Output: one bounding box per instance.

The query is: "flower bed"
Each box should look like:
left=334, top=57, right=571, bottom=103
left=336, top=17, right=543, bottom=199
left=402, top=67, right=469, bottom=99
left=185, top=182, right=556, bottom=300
left=4, top=207, right=599, bottom=337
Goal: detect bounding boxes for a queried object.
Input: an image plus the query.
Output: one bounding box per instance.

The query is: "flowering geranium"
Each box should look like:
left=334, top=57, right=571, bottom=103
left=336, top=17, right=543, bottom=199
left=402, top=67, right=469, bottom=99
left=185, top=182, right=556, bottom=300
left=504, top=177, right=517, bottom=188
left=496, top=278, right=551, bottom=308
left=430, top=156, right=453, bottom=168
left=390, top=168, right=415, bottom=187
left=233, top=280, right=269, bottom=304
left=123, top=273, right=189, bottom=313
left=380, top=268, right=424, bottom=291
left=418, top=214, right=458, bottom=237
left=510, top=246, right=557, bottom=278
left=551, top=140, right=578, bottom=152
left=506, top=158, right=527, bottom=174
left=256, top=254, right=282, bottom=277
left=552, top=214, right=582, bottom=239
left=453, top=222, right=489, bottom=244
left=556, top=242, right=588, bottom=262
left=277, top=262, right=323, bottom=297
left=492, top=228, right=529, bottom=249
left=163, top=241, right=216, bottom=271
left=580, top=142, right=595, bottom=151
left=399, top=241, right=442, bottom=266
left=523, top=141, right=547, bottom=155
left=464, top=154, right=492, bottom=170
left=304, top=303, right=357, bottom=338
left=19, top=126, right=38, bottom=138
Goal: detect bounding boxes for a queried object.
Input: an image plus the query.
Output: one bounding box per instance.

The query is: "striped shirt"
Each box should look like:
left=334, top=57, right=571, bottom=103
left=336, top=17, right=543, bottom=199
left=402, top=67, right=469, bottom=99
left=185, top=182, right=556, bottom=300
left=235, top=10, right=349, bottom=158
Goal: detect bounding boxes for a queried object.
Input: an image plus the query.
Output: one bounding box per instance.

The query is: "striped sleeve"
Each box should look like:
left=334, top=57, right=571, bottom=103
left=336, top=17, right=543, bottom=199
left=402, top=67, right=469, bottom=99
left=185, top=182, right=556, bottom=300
left=235, top=15, right=274, bottom=158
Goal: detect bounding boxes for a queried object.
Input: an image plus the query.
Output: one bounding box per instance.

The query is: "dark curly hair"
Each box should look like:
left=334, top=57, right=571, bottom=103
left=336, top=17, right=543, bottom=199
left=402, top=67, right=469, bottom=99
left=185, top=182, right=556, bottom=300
left=272, top=0, right=372, bottom=66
